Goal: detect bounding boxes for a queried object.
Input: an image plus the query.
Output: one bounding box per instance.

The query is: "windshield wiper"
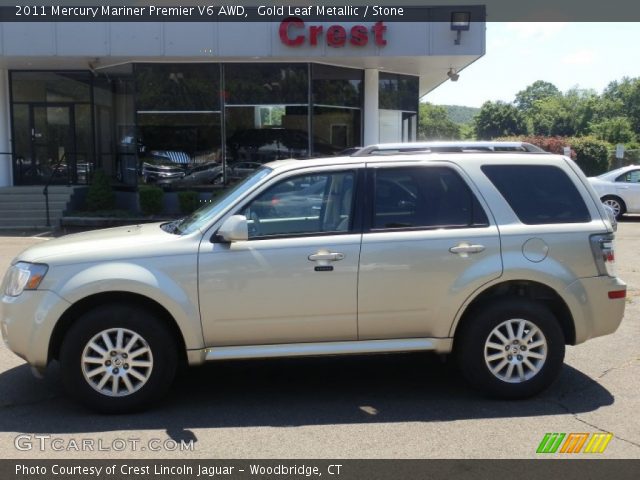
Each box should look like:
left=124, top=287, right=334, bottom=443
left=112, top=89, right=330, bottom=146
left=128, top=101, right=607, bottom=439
left=161, top=219, right=184, bottom=235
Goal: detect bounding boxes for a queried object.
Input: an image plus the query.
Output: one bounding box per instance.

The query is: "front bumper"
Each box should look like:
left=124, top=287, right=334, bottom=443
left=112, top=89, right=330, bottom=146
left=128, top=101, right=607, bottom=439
left=1, top=290, right=71, bottom=369
left=565, top=276, right=626, bottom=344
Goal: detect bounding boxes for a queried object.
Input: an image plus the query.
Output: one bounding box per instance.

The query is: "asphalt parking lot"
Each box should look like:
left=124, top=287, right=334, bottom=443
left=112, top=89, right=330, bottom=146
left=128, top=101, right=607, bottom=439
left=0, top=223, right=638, bottom=459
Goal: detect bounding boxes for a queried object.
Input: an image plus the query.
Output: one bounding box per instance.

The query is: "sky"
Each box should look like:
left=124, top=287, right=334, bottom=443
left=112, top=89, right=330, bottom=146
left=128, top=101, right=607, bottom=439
left=423, top=22, right=640, bottom=107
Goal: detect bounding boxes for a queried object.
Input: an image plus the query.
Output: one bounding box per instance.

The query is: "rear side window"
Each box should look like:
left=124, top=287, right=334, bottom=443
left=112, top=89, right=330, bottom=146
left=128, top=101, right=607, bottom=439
left=372, top=166, right=489, bottom=230
left=481, top=165, right=591, bottom=224
left=615, top=169, right=640, bottom=183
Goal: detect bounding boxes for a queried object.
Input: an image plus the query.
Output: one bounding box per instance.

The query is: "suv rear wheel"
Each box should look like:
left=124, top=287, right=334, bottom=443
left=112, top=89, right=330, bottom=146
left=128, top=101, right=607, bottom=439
left=456, top=299, right=565, bottom=399
left=59, top=305, right=178, bottom=413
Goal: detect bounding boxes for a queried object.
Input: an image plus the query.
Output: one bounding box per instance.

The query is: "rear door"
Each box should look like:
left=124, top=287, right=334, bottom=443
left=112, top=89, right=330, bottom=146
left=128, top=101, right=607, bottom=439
left=357, top=162, right=503, bottom=340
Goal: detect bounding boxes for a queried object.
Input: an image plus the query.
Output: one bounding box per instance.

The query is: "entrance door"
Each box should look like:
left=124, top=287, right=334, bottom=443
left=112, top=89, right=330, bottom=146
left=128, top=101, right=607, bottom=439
left=32, top=105, right=75, bottom=184
left=13, top=105, right=75, bottom=184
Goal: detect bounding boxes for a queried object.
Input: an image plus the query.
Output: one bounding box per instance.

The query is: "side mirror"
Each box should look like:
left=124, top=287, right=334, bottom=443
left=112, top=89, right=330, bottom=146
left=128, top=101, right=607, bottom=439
left=217, top=215, right=248, bottom=243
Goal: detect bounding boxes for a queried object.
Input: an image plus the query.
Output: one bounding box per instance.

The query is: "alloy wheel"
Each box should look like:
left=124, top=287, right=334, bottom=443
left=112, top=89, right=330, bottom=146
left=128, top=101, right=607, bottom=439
left=81, top=328, right=154, bottom=397
left=484, top=319, right=547, bottom=384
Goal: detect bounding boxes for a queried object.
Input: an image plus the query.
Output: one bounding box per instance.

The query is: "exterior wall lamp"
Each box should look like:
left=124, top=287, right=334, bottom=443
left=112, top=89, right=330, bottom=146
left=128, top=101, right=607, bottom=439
left=451, top=12, right=471, bottom=45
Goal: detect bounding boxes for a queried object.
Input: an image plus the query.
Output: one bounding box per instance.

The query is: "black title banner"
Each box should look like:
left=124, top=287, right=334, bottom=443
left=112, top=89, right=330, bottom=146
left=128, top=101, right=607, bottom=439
left=0, top=1, right=640, bottom=21
left=4, top=459, right=640, bottom=480
left=3, top=5, right=484, bottom=22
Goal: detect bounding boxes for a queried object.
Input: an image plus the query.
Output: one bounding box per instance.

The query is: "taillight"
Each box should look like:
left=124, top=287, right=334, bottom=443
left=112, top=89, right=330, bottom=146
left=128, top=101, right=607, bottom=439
left=608, top=290, right=626, bottom=299
left=590, top=234, right=616, bottom=277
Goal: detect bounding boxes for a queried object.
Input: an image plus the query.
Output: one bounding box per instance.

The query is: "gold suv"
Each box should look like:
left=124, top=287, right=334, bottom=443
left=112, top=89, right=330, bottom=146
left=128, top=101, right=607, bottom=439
left=1, top=152, right=626, bottom=412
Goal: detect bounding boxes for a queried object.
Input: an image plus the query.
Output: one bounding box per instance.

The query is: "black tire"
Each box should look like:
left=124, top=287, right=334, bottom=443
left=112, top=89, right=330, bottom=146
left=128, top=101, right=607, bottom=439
left=602, top=196, right=626, bottom=220
left=455, top=299, right=565, bottom=399
left=59, top=304, right=178, bottom=413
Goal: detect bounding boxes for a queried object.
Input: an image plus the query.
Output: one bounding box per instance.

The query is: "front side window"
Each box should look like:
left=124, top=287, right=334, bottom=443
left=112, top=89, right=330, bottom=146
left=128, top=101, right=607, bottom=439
left=615, top=169, right=640, bottom=183
left=241, top=171, right=355, bottom=238
left=372, top=167, right=488, bottom=230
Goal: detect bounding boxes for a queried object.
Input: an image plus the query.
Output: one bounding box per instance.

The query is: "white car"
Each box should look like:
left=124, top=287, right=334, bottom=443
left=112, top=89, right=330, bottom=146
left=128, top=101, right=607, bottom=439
left=589, top=165, right=640, bottom=218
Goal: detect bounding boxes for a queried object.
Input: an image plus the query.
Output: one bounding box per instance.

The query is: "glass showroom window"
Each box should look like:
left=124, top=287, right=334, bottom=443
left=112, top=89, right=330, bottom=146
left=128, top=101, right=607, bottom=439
left=312, top=64, right=363, bottom=155
left=134, top=64, right=222, bottom=188
left=224, top=64, right=309, bottom=170
left=379, top=73, right=418, bottom=143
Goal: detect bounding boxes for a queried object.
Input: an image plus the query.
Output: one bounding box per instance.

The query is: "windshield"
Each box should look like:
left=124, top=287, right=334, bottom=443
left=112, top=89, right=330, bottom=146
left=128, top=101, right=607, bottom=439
left=174, top=167, right=272, bottom=235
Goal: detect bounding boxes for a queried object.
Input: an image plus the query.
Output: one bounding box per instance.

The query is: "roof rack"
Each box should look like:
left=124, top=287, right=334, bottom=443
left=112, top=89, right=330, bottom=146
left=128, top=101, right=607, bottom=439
left=351, top=141, right=548, bottom=157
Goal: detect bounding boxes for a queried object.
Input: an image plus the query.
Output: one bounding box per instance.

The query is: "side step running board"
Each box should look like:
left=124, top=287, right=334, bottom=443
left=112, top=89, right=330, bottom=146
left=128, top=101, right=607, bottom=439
left=199, top=337, right=453, bottom=362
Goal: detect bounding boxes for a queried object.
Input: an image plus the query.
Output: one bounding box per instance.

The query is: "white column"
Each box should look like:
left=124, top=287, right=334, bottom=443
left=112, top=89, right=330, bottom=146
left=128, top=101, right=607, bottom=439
left=0, top=69, right=12, bottom=187
left=363, top=68, right=379, bottom=146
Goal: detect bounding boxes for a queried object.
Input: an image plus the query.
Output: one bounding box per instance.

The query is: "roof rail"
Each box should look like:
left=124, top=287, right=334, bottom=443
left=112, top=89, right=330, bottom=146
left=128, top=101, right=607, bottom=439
left=351, top=141, right=548, bottom=157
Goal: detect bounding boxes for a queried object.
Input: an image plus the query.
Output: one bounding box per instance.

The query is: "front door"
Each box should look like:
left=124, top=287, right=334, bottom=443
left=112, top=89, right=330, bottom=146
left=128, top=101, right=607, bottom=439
left=13, top=105, right=75, bottom=184
left=198, top=167, right=362, bottom=346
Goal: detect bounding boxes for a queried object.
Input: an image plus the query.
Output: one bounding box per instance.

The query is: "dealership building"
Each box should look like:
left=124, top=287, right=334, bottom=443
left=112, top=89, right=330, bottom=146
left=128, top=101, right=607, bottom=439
left=0, top=6, right=485, bottom=189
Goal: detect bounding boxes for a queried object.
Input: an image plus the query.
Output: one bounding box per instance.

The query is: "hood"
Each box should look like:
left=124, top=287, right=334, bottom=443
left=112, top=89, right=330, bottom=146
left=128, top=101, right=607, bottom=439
left=17, top=222, right=185, bottom=265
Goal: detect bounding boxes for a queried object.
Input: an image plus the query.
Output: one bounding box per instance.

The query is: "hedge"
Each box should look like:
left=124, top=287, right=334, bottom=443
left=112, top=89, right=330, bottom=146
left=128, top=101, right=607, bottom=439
left=138, top=185, right=164, bottom=216
left=496, top=135, right=610, bottom=175
left=177, top=190, right=200, bottom=214
left=85, top=170, right=115, bottom=211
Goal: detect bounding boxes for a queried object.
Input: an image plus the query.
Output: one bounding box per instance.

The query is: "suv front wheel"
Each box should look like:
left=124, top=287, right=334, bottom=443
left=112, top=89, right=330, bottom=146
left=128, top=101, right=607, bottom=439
left=59, top=305, right=178, bottom=413
left=456, top=299, right=565, bottom=399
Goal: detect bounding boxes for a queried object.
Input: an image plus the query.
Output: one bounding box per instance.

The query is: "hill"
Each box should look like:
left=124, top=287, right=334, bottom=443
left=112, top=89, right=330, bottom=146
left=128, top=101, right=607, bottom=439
left=441, top=105, right=479, bottom=125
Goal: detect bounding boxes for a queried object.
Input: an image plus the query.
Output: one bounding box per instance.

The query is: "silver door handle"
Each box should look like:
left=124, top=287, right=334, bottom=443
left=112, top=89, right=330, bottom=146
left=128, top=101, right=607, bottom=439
left=308, top=252, right=345, bottom=262
left=449, top=244, right=485, bottom=254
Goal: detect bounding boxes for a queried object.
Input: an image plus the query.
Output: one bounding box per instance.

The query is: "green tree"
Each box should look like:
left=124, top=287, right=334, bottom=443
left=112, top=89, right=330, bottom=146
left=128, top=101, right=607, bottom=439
left=418, top=103, right=461, bottom=140
left=527, top=89, right=597, bottom=137
left=473, top=101, right=526, bottom=140
left=589, top=117, right=636, bottom=144
left=515, top=81, right=560, bottom=113
left=564, top=88, right=599, bottom=135
left=529, top=96, right=568, bottom=136
left=459, top=123, right=476, bottom=140
left=602, top=77, right=640, bottom=134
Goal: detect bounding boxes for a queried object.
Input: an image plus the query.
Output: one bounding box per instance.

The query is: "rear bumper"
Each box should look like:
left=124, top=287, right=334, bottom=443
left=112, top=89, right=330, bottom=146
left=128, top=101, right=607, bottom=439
left=565, top=276, right=626, bottom=344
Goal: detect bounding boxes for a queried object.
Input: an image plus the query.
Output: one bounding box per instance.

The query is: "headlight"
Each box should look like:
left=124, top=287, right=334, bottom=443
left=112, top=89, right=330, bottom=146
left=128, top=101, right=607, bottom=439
left=3, top=262, right=48, bottom=297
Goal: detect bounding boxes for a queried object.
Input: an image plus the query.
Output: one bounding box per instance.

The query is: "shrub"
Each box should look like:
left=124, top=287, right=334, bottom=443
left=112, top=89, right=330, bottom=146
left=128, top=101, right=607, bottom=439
left=568, top=136, right=610, bottom=176
left=85, top=170, right=115, bottom=212
left=138, top=185, right=164, bottom=216
left=497, top=135, right=610, bottom=175
left=495, top=135, right=576, bottom=159
left=177, top=190, right=200, bottom=214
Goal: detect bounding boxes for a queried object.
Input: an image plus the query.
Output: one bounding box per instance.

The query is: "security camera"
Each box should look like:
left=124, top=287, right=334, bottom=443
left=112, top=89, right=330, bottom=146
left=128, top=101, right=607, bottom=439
left=447, top=69, right=459, bottom=82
